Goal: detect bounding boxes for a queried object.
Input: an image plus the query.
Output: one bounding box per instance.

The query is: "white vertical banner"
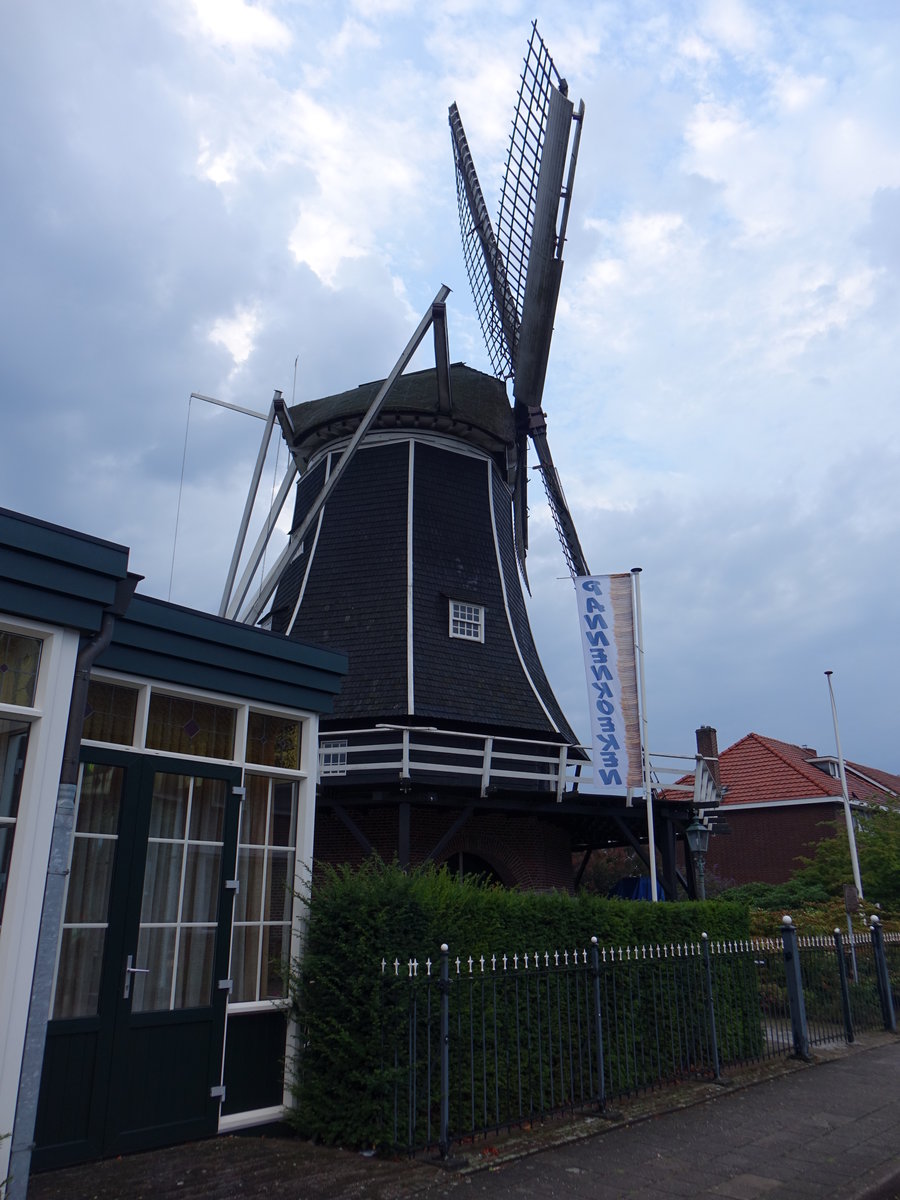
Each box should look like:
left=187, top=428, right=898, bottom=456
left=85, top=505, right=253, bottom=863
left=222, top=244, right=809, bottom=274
left=575, top=574, right=643, bottom=794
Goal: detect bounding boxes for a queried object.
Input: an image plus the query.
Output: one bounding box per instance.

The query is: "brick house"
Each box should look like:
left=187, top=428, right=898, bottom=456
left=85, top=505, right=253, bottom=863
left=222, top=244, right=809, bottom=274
left=697, top=728, right=900, bottom=888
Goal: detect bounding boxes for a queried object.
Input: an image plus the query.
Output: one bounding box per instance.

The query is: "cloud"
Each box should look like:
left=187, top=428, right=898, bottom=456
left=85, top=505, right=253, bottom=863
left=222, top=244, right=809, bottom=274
left=699, top=0, right=769, bottom=57
left=183, top=0, right=291, bottom=51
left=2, top=0, right=899, bottom=777
left=208, top=304, right=262, bottom=365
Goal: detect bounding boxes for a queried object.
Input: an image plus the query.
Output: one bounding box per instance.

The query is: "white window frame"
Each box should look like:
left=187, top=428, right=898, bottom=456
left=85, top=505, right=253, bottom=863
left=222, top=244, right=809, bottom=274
left=78, top=672, right=317, bottom=1018
left=229, top=771, right=299, bottom=1008
left=0, top=616, right=80, bottom=1192
left=449, top=600, right=485, bottom=643
left=319, top=738, right=348, bottom=777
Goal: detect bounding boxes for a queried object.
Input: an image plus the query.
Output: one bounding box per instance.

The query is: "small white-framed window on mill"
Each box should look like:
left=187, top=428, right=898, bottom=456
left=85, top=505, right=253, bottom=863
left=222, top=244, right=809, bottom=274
left=449, top=601, right=484, bottom=643
left=319, top=739, right=348, bottom=777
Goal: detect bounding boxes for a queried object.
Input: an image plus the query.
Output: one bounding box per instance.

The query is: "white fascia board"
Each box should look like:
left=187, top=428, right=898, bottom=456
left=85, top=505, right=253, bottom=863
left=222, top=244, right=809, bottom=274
left=807, top=756, right=897, bottom=798
left=721, top=796, right=850, bottom=813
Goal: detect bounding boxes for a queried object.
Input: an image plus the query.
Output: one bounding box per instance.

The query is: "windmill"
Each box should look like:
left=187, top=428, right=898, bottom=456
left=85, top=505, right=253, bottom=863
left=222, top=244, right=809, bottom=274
left=210, top=27, right=700, bottom=895
left=450, top=21, right=587, bottom=585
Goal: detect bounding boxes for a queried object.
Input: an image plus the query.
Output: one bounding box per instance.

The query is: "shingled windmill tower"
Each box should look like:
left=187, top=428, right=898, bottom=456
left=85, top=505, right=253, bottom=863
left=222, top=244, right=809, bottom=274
left=222, top=28, right=595, bottom=888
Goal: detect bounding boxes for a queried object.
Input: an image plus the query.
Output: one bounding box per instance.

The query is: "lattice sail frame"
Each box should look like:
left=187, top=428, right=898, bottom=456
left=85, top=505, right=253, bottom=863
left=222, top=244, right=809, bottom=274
left=450, top=23, right=588, bottom=582
left=495, top=23, right=564, bottom=365
left=451, top=23, right=564, bottom=382
left=450, top=105, right=517, bottom=379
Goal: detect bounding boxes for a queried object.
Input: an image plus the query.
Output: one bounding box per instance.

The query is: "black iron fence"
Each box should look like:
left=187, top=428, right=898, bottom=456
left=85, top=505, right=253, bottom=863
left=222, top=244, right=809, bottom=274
left=378, top=919, right=899, bottom=1156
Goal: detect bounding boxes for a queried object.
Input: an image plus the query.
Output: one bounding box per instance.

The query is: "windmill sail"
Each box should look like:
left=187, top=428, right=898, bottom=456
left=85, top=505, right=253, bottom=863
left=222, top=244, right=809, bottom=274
left=529, top=415, right=589, bottom=580
left=450, top=22, right=588, bottom=581
left=449, top=103, right=518, bottom=378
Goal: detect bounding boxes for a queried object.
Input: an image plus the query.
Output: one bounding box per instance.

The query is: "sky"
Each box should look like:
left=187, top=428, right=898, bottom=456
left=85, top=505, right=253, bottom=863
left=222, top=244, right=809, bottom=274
left=1, top=0, right=898, bottom=774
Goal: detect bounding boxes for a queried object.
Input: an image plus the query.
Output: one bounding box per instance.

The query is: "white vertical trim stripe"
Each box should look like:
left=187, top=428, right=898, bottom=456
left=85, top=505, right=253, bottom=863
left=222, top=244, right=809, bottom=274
left=485, top=461, right=560, bottom=733
left=407, top=441, right=415, bottom=714
left=285, top=454, right=331, bottom=637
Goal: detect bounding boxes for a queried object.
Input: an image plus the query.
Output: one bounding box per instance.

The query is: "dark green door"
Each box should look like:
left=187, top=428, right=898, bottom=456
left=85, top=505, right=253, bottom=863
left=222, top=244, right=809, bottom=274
left=34, top=750, right=241, bottom=1168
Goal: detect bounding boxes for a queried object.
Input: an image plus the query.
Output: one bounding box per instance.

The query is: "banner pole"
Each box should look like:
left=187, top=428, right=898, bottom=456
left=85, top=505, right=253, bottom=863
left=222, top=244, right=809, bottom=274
left=631, top=567, right=658, bottom=901
left=825, top=671, right=864, bottom=899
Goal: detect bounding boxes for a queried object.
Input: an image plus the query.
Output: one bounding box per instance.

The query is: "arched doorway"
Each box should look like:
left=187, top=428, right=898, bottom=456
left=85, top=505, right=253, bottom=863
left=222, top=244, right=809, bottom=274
left=442, top=852, right=503, bottom=886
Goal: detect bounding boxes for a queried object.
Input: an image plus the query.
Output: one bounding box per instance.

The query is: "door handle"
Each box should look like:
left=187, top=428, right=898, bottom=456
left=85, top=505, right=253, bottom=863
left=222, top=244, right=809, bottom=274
left=123, top=953, right=150, bottom=999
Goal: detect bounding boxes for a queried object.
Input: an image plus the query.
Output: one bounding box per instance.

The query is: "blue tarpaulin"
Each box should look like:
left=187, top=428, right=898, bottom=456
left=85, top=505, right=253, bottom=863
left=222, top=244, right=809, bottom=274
left=608, top=875, right=666, bottom=901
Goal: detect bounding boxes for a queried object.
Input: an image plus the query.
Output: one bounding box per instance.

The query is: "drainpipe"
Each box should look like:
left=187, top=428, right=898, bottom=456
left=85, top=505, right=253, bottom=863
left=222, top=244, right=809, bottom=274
left=7, top=574, right=139, bottom=1200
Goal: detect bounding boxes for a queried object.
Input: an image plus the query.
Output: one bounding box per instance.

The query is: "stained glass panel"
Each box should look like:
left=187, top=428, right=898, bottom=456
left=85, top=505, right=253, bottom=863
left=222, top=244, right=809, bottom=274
left=146, top=693, right=235, bottom=760
left=0, top=631, right=41, bottom=707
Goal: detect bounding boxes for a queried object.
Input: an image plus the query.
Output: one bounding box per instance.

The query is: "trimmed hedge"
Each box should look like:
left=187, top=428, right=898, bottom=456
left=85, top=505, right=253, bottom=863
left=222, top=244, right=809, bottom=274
left=289, top=859, right=750, bottom=1146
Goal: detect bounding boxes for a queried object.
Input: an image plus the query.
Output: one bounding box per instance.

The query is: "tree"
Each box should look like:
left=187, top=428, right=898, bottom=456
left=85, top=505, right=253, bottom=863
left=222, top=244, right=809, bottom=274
left=794, top=807, right=900, bottom=909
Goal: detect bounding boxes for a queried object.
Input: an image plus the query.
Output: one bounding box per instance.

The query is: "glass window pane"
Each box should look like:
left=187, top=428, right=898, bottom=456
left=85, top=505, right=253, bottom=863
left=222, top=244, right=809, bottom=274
left=230, top=925, right=259, bottom=1004
left=51, top=763, right=124, bottom=1018
left=246, top=712, right=301, bottom=770
left=0, top=631, right=42, bottom=706
left=141, top=843, right=183, bottom=923
left=0, top=825, right=14, bottom=930
left=66, top=838, right=116, bottom=923
left=188, top=777, right=227, bottom=842
left=265, top=850, right=294, bottom=924
left=53, top=929, right=107, bottom=1019
left=146, top=693, right=235, bottom=760
left=82, top=680, right=138, bottom=745
left=182, top=845, right=222, bottom=923
left=0, top=720, right=29, bottom=927
left=75, top=763, right=123, bottom=834
left=236, top=775, right=298, bottom=1003
left=175, top=926, right=216, bottom=1008
left=134, top=772, right=230, bottom=1012
left=132, top=926, right=176, bottom=1012
left=243, top=776, right=269, bottom=845
left=261, top=924, right=288, bottom=999
left=148, top=774, right=189, bottom=839
left=0, top=720, right=29, bottom=821
left=236, top=847, right=265, bottom=922
left=270, top=782, right=296, bottom=847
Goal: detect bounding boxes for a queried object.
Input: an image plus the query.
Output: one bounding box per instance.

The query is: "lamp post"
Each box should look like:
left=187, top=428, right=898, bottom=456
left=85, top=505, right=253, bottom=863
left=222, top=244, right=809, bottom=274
left=685, top=816, right=709, bottom=900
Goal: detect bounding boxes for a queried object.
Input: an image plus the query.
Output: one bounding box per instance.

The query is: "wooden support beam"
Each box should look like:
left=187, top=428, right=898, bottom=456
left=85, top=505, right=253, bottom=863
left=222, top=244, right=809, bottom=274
left=398, top=801, right=410, bottom=871
left=659, top=815, right=679, bottom=901
left=610, top=814, right=674, bottom=900
left=573, top=848, right=592, bottom=891
left=433, top=302, right=452, bottom=415
left=332, top=804, right=374, bottom=857
left=422, top=805, right=475, bottom=866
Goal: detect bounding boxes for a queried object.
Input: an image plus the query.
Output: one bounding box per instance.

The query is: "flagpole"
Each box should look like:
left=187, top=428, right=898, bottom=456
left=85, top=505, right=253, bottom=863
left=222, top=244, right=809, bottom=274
left=824, top=671, right=864, bottom=899
left=631, top=568, right=658, bottom=901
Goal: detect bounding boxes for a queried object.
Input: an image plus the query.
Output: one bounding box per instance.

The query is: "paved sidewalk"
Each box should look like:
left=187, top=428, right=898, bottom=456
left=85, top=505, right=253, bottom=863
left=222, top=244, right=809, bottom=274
left=26, top=1035, right=900, bottom=1200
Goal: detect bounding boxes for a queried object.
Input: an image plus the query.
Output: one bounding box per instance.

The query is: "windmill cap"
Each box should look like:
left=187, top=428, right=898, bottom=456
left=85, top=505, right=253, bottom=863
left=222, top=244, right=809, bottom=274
left=284, top=363, right=515, bottom=470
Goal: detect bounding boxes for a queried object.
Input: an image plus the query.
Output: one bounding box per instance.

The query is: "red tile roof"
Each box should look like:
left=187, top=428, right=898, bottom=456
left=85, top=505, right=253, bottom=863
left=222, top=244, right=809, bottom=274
left=845, top=760, right=900, bottom=798
left=717, top=733, right=899, bottom=807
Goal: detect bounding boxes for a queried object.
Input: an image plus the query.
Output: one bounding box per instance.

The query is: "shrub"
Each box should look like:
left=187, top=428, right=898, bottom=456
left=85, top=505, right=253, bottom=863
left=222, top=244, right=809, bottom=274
left=718, top=878, right=831, bottom=911
left=289, top=859, right=750, bottom=1147
left=794, top=809, right=900, bottom=910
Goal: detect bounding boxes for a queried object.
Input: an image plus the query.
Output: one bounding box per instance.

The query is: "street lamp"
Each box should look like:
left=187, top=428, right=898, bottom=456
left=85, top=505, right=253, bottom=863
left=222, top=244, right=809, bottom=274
left=685, top=816, right=709, bottom=900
